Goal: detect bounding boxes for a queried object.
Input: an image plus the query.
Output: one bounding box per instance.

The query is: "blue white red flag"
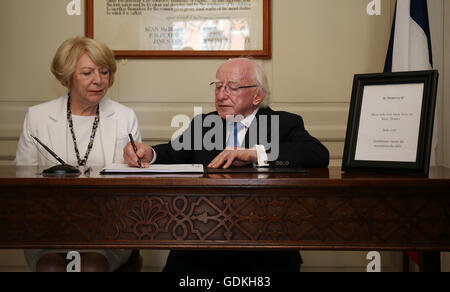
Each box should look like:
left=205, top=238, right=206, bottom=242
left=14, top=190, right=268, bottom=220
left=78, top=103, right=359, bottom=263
left=384, top=0, right=434, bottom=268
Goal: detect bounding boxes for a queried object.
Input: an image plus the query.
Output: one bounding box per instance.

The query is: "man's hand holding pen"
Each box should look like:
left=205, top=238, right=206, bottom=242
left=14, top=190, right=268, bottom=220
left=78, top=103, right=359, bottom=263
left=124, top=141, right=153, bottom=168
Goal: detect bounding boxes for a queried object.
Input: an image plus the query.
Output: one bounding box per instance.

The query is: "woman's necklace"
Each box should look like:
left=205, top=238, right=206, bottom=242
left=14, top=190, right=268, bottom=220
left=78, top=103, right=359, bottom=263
left=66, top=93, right=100, bottom=166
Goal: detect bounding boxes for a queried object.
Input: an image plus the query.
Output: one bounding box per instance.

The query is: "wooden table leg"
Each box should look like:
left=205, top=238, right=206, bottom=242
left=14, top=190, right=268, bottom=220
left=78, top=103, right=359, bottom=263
left=419, top=252, right=441, bottom=272
left=403, top=252, right=410, bottom=272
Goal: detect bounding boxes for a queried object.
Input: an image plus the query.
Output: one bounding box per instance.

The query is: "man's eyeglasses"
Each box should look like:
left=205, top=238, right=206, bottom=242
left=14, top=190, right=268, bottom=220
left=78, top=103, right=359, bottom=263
left=210, top=81, right=258, bottom=95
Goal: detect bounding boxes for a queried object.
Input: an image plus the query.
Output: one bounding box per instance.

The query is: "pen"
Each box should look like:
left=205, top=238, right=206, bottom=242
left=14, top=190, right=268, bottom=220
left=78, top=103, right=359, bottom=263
left=128, top=133, right=142, bottom=168
left=30, top=134, right=67, bottom=165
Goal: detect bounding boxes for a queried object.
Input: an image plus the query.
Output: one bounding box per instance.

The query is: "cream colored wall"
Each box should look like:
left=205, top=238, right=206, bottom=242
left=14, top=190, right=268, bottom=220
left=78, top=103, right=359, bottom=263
left=0, top=0, right=447, bottom=272
left=0, top=0, right=394, bottom=166
left=0, top=0, right=83, bottom=162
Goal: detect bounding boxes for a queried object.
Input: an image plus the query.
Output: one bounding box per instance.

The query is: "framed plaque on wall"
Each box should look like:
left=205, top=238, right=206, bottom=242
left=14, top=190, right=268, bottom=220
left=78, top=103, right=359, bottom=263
left=85, top=0, right=272, bottom=59
left=342, top=70, right=439, bottom=176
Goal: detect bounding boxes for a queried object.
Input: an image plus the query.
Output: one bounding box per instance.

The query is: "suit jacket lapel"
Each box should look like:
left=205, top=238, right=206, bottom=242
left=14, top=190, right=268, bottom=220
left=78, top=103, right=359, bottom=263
left=99, top=98, right=116, bottom=165
left=222, top=116, right=227, bottom=150
left=47, top=95, right=69, bottom=162
left=209, top=108, right=274, bottom=150
left=203, top=113, right=227, bottom=151
left=244, top=107, right=273, bottom=148
left=45, top=96, right=117, bottom=165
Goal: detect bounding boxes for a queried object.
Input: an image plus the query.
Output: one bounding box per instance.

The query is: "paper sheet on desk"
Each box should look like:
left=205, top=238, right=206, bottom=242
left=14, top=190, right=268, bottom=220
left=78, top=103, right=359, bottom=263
left=101, top=164, right=204, bottom=174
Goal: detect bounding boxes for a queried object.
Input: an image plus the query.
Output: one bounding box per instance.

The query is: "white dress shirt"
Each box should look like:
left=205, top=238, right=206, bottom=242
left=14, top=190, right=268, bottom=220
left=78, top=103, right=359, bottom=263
left=225, top=108, right=269, bottom=167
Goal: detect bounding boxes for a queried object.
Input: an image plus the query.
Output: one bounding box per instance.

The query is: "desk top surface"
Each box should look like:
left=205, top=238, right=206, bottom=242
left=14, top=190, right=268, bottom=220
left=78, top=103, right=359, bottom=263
left=1, top=166, right=450, bottom=188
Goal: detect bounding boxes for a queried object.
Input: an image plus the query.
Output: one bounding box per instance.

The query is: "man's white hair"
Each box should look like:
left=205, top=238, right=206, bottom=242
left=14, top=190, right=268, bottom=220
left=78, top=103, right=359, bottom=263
left=252, top=61, right=271, bottom=108
left=227, top=57, right=271, bottom=108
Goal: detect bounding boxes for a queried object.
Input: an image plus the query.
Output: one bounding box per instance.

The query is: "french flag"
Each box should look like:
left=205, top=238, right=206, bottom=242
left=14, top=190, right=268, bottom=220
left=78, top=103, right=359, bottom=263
left=384, top=0, right=434, bottom=269
left=384, top=0, right=433, bottom=72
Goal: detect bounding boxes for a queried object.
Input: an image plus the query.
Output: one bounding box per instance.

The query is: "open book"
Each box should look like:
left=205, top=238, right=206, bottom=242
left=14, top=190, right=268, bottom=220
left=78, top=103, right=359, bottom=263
left=101, top=164, right=204, bottom=174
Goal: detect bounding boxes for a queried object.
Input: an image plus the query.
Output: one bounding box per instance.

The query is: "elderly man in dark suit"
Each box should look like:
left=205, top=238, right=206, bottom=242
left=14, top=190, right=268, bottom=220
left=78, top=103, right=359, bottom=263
left=124, top=58, right=329, bottom=272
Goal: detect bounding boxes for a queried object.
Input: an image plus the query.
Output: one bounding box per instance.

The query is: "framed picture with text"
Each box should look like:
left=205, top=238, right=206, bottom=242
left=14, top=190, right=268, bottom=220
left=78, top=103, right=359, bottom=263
left=85, top=0, right=272, bottom=59
left=342, top=70, right=439, bottom=176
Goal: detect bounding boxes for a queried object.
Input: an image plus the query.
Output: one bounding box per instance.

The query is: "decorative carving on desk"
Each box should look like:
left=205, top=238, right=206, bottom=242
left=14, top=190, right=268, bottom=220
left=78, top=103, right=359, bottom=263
left=1, top=192, right=450, bottom=246
left=101, top=196, right=450, bottom=243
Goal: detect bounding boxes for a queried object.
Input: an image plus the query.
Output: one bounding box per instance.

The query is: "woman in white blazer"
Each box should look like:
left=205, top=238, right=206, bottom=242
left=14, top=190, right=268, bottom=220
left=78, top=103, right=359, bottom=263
left=15, top=93, right=140, bottom=167
left=14, top=37, right=141, bottom=272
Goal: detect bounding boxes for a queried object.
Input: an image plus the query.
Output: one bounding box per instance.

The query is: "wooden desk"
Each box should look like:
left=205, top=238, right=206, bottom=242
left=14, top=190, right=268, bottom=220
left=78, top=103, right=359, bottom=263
left=1, top=166, right=449, bottom=256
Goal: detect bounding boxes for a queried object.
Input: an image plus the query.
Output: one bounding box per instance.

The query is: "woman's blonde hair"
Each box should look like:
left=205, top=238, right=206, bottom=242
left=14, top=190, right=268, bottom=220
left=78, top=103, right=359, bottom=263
left=51, top=36, right=116, bottom=89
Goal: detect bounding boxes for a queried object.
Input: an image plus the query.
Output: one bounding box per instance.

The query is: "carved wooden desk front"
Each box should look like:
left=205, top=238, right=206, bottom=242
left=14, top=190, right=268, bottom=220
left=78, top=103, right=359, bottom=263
left=1, top=166, right=450, bottom=252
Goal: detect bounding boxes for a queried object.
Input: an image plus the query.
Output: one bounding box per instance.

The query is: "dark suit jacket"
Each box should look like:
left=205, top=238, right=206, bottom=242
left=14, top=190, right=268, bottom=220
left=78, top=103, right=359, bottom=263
left=153, top=107, right=329, bottom=168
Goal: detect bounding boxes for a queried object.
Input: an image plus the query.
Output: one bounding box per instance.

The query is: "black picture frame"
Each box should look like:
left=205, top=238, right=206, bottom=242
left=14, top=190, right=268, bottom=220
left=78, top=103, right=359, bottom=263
left=342, top=70, right=439, bottom=176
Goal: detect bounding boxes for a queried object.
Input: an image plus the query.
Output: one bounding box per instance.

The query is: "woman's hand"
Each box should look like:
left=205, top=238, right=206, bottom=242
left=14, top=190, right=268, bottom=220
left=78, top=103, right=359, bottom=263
left=123, top=142, right=153, bottom=168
